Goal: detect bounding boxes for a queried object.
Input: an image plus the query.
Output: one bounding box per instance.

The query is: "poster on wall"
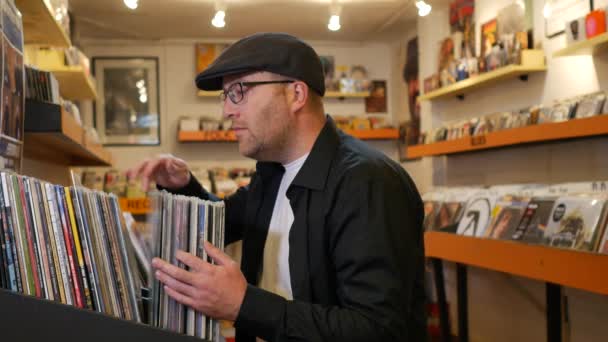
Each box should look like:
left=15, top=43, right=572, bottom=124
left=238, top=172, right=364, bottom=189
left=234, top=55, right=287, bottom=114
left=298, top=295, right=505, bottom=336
left=545, top=0, right=592, bottom=38
left=398, top=37, right=420, bottom=161
left=195, top=43, right=228, bottom=75
left=93, top=57, right=160, bottom=146
left=0, top=0, right=25, bottom=172
left=449, top=0, right=475, bottom=58
left=364, top=80, right=387, bottom=114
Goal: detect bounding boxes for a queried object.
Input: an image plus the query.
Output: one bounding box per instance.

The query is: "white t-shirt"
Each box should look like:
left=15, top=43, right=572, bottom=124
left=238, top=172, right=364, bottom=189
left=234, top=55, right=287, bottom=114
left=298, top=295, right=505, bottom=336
left=257, top=153, right=309, bottom=300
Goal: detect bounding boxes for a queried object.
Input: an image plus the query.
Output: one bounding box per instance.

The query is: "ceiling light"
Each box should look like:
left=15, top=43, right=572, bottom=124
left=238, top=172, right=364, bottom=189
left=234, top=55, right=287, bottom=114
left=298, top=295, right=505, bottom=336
left=328, top=2, right=341, bottom=31
left=416, top=1, right=431, bottom=17
left=212, top=10, right=226, bottom=28
left=136, top=80, right=145, bottom=88
left=124, top=0, right=138, bottom=10
left=543, top=1, right=552, bottom=19
left=139, top=94, right=148, bottom=103
left=328, top=15, right=341, bottom=31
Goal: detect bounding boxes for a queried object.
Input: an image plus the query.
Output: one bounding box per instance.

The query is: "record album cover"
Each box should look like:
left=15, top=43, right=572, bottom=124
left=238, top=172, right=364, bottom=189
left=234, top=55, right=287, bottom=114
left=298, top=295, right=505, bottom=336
left=543, top=195, right=608, bottom=251
left=456, top=192, right=498, bottom=237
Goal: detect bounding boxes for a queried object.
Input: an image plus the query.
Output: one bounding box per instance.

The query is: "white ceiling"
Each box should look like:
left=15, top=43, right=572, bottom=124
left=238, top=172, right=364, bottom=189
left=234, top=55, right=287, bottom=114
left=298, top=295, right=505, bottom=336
left=69, top=0, right=421, bottom=42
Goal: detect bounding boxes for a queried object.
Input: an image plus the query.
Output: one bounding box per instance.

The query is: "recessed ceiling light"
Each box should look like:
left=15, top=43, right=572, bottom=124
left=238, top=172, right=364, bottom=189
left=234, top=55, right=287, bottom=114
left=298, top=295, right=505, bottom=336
left=124, top=0, right=138, bottom=10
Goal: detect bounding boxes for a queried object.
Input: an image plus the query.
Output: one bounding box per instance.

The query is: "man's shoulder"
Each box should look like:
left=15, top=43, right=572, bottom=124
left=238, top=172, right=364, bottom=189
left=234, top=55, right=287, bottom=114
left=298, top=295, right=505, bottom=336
left=332, top=132, right=402, bottom=175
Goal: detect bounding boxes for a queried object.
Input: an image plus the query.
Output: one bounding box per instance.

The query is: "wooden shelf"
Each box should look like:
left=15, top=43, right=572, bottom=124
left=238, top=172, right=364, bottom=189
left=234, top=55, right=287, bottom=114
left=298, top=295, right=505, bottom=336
left=24, top=100, right=112, bottom=166
left=119, top=197, right=151, bottom=215
left=15, top=0, right=71, bottom=47
left=49, top=66, right=97, bottom=100
left=407, top=115, right=608, bottom=158
left=325, top=91, right=370, bottom=98
left=425, top=232, right=608, bottom=295
left=178, top=128, right=398, bottom=142
left=419, top=50, right=546, bottom=101
left=197, top=90, right=371, bottom=99
left=178, top=130, right=236, bottom=142
left=344, top=128, right=399, bottom=140
left=553, top=32, right=608, bottom=57
left=197, top=90, right=222, bottom=98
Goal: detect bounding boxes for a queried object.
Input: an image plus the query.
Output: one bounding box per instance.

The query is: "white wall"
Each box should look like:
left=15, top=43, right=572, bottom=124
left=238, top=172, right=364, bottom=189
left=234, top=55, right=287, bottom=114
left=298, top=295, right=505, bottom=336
left=414, top=1, right=608, bottom=341
left=80, top=38, right=407, bottom=171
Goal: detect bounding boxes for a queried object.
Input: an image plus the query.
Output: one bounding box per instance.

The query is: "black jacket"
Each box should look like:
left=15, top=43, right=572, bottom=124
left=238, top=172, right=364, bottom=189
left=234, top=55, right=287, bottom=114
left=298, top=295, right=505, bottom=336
left=171, top=117, right=427, bottom=342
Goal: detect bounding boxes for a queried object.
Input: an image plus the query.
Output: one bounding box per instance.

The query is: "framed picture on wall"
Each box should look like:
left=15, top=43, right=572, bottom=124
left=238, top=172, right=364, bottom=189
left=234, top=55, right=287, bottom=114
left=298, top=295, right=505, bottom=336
left=544, top=0, right=592, bottom=38
left=92, top=57, right=160, bottom=146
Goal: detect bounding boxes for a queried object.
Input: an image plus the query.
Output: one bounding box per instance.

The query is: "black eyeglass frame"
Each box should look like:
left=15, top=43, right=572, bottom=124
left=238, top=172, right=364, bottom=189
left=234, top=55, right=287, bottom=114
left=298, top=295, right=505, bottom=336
left=220, top=80, right=295, bottom=104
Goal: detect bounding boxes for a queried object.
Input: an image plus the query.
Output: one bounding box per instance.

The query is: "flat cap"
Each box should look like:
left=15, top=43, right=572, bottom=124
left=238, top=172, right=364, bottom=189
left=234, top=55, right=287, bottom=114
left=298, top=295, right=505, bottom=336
left=195, top=32, right=325, bottom=96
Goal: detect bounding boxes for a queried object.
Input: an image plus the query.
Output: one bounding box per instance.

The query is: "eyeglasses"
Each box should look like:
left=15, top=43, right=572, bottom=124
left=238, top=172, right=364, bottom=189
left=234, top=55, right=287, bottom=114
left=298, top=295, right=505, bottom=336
left=220, top=80, right=295, bottom=104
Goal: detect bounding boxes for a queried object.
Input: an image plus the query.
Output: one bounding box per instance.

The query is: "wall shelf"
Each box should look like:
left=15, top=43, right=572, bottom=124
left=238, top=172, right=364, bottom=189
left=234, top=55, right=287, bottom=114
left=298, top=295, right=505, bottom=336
left=553, top=32, right=608, bottom=57
left=406, top=115, right=608, bottom=158
left=197, top=90, right=371, bottom=99
left=49, top=66, right=98, bottom=100
left=178, top=128, right=398, bottom=143
left=24, top=100, right=112, bottom=166
left=425, top=232, right=608, bottom=296
left=179, top=130, right=236, bottom=142
left=15, top=0, right=71, bottom=47
left=119, top=197, right=151, bottom=215
left=197, top=90, right=222, bottom=98
left=418, top=50, right=546, bottom=101
left=325, top=91, right=370, bottom=98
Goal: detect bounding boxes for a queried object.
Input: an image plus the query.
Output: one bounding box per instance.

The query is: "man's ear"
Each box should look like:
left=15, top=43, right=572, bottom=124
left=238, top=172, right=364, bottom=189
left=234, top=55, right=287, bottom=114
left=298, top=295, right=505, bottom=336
left=290, top=81, right=308, bottom=113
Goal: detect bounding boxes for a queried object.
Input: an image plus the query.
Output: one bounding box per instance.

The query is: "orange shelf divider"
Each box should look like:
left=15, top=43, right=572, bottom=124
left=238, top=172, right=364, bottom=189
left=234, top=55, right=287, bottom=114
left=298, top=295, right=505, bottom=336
left=119, top=198, right=151, bottom=215
left=425, top=232, right=608, bottom=295
left=408, top=115, right=608, bottom=158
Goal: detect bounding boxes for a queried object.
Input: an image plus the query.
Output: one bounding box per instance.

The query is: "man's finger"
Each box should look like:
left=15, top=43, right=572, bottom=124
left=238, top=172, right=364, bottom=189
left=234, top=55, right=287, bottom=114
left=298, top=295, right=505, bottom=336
left=155, top=270, right=197, bottom=298
left=176, top=250, right=213, bottom=273
left=152, top=257, right=198, bottom=285
left=140, top=159, right=164, bottom=191
left=164, top=285, right=196, bottom=309
left=204, top=241, right=233, bottom=266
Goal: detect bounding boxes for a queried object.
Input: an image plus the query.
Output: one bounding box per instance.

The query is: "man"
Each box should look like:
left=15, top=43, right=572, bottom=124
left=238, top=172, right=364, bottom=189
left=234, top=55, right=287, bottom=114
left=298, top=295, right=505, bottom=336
left=129, top=32, right=427, bottom=342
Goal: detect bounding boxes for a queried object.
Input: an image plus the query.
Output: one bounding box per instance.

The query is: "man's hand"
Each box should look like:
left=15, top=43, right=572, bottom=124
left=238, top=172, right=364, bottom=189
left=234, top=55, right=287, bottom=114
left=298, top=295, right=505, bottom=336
left=151, top=241, right=247, bottom=321
left=126, top=154, right=191, bottom=191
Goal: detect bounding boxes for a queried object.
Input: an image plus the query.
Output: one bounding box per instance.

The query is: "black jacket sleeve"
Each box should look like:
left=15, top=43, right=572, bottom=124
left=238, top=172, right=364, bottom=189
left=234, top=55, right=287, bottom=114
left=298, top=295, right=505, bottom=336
left=157, top=174, right=251, bottom=246
left=234, top=167, right=426, bottom=342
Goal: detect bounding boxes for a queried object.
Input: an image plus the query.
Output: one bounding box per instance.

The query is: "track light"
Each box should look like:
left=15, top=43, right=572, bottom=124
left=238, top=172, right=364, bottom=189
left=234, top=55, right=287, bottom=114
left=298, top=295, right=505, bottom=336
left=328, top=2, right=341, bottom=31
left=543, top=1, right=552, bottom=19
left=124, top=0, right=138, bottom=10
left=212, top=1, right=227, bottom=28
left=416, top=1, right=431, bottom=17
left=212, top=11, right=226, bottom=28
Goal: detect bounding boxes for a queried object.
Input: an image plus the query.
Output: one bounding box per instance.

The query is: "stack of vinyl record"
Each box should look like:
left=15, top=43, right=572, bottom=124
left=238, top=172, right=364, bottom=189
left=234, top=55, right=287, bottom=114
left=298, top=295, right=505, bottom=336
left=0, top=171, right=141, bottom=322
left=148, top=190, right=225, bottom=341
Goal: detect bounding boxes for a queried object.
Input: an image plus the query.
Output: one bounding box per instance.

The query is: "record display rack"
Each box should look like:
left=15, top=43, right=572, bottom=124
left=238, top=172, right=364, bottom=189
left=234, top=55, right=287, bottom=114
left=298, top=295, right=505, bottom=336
left=48, top=66, right=98, bottom=100
left=418, top=50, right=546, bottom=101
left=553, top=32, right=608, bottom=57
left=24, top=99, right=112, bottom=166
left=406, top=114, right=608, bottom=158
left=0, top=288, right=208, bottom=342
left=425, top=232, right=608, bottom=295
left=178, top=128, right=399, bottom=142
left=15, top=0, right=71, bottom=47
left=197, top=90, right=371, bottom=99
left=119, top=197, right=152, bottom=215
left=426, top=231, right=608, bottom=342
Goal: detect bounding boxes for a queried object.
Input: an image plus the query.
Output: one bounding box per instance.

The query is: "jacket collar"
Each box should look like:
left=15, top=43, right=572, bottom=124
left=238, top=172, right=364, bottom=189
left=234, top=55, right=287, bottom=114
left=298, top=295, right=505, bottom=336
left=291, top=115, right=340, bottom=191
left=254, top=115, right=340, bottom=191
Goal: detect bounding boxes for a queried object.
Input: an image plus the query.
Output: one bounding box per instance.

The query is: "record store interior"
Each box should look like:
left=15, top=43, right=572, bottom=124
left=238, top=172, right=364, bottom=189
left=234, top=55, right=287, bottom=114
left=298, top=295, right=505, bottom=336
left=2, top=0, right=608, bottom=341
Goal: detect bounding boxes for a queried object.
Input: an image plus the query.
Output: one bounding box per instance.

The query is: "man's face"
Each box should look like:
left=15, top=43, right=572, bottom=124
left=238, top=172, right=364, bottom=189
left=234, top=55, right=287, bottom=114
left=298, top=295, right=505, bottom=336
left=222, top=72, right=293, bottom=162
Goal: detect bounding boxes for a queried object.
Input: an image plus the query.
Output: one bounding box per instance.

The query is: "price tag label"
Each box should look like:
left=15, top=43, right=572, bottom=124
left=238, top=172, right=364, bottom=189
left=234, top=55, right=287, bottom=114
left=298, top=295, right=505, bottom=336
left=470, top=135, right=487, bottom=146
